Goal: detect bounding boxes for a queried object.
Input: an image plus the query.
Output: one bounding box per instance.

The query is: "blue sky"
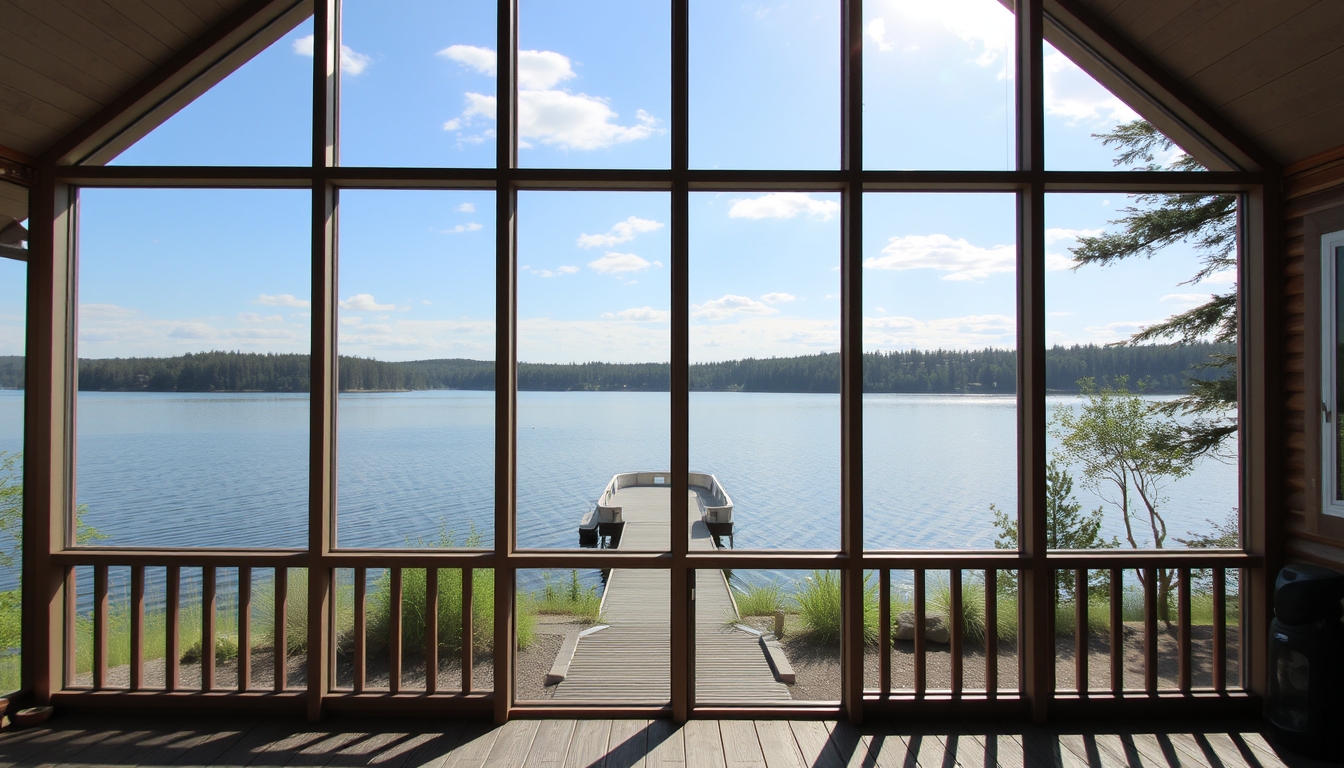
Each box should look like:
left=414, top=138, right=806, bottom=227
left=0, top=0, right=1231, bottom=364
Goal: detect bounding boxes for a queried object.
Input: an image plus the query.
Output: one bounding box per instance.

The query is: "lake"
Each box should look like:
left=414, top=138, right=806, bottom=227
left=0, top=388, right=1237, bottom=589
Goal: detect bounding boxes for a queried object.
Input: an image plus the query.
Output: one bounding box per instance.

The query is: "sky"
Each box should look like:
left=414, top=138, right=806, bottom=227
left=0, top=0, right=1232, bottom=365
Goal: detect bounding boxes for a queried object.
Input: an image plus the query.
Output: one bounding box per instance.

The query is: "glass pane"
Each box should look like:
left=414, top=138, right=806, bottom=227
left=111, top=20, right=313, bottom=166
left=516, top=192, right=671, bottom=550
left=336, top=190, right=495, bottom=549
left=340, top=0, right=495, bottom=167
left=516, top=568, right=663, bottom=702
left=0, top=251, right=22, bottom=694
left=76, top=189, right=310, bottom=548
left=697, top=569, right=837, bottom=703
left=863, top=0, right=1015, bottom=170
left=1336, top=246, right=1344, bottom=500
left=1045, top=193, right=1239, bottom=558
left=862, top=193, right=1017, bottom=550
left=689, top=192, right=840, bottom=550
left=690, top=0, right=839, bottom=170
left=518, top=0, right=670, bottom=169
left=1043, top=41, right=1202, bottom=172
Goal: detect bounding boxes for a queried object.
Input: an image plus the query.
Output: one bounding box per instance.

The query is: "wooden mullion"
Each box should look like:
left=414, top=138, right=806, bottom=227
left=130, top=565, right=144, bottom=691
left=670, top=0, right=690, bottom=724
left=93, top=564, right=108, bottom=690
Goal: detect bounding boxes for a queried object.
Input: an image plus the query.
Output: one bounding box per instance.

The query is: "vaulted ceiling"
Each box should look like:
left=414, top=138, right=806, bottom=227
left=1, top=0, right=1343, bottom=233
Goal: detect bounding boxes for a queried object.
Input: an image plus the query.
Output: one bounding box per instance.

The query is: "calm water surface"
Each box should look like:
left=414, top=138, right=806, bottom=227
left=0, top=389, right=1238, bottom=589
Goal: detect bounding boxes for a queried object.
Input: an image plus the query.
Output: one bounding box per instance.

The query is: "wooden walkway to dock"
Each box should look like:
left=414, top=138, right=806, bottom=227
left=553, top=486, right=790, bottom=702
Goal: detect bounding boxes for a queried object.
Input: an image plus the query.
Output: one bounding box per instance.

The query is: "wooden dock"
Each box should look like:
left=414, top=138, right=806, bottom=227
left=554, top=486, right=790, bottom=702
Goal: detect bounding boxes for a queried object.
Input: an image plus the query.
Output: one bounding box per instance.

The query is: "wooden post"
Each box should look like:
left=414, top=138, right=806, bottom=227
left=239, top=566, right=251, bottom=692
left=670, top=0, right=690, bottom=725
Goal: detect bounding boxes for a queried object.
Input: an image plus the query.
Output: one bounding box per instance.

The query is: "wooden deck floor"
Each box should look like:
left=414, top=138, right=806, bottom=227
left=554, top=487, right=789, bottom=702
left=0, top=713, right=1332, bottom=768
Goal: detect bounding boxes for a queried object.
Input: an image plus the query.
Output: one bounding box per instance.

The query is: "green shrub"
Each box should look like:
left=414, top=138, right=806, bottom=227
left=180, top=634, right=239, bottom=664
left=253, top=568, right=310, bottom=656
left=733, top=581, right=786, bottom=617
left=524, top=570, right=603, bottom=624
left=793, top=571, right=879, bottom=644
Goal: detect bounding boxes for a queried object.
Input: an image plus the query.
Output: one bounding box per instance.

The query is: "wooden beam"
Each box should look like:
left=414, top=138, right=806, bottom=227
left=670, top=0, right=690, bottom=724
left=1043, top=0, right=1279, bottom=173
left=42, top=0, right=312, bottom=166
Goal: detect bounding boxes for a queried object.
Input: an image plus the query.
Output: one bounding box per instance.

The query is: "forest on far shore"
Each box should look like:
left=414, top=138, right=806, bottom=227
left=0, top=342, right=1233, bottom=395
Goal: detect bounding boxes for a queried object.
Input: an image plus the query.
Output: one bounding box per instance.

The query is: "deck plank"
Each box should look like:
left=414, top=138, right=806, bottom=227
left=564, top=720, right=612, bottom=768
left=603, top=721, right=649, bottom=768
left=788, top=721, right=843, bottom=768
left=752, top=722, right=806, bottom=768
left=682, top=721, right=725, bottom=768
left=717, top=721, right=764, bottom=768
left=643, top=720, right=685, bottom=768
left=523, top=721, right=575, bottom=768
left=481, top=720, right=539, bottom=768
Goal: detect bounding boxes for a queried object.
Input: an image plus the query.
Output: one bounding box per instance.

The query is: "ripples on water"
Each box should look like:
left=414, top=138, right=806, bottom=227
left=0, top=389, right=1238, bottom=593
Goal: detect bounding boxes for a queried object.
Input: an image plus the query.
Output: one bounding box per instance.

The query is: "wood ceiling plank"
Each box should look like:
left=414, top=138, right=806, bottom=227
left=1100, top=0, right=1201, bottom=45
left=0, top=54, right=106, bottom=120
left=1142, top=0, right=1239, bottom=56
left=1255, top=103, right=1344, bottom=164
left=1149, top=0, right=1319, bottom=76
left=1187, top=2, right=1344, bottom=105
left=8, top=0, right=158, bottom=80
left=52, top=0, right=178, bottom=63
left=1225, top=47, right=1344, bottom=133
left=0, top=2, right=139, bottom=90
left=0, top=112, right=62, bottom=155
left=0, top=82, right=83, bottom=136
left=138, top=0, right=216, bottom=37
left=95, top=0, right=205, bottom=47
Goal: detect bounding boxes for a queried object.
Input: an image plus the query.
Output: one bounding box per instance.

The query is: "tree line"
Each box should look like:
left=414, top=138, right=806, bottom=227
left=0, top=343, right=1232, bottom=394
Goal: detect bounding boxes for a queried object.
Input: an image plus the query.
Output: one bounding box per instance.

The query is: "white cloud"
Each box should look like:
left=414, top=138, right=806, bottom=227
left=688, top=315, right=841, bottom=362
left=577, top=216, right=665, bottom=248
left=867, top=0, right=1013, bottom=66
left=865, top=234, right=1014, bottom=281
left=293, top=34, right=372, bottom=75
left=600, top=307, right=670, bottom=322
left=1204, top=269, right=1236, bottom=285
left=456, top=203, right=476, bottom=213
left=588, top=252, right=652, bottom=274
left=443, top=223, right=483, bottom=234
left=255, top=293, right=310, bottom=308
left=438, top=46, right=660, bottom=151
left=863, top=313, right=1016, bottom=350
left=340, top=294, right=397, bottom=312
left=728, top=193, right=841, bottom=221
left=691, top=294, right=779, bottom=321
left=1044, top=51, right=1139, bottom=125
left=1162, top=293, right=1210, bottom=306
left=238, top=312, right=283, bottom=323
left=760, top=292, right=797, bottom=304
left=530, top=265, right=580, bottom=278
left=866, top=18, right=894, bottom=52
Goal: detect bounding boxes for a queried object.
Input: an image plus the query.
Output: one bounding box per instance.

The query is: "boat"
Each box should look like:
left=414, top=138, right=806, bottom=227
left=578, top=471, right=734, bottom=548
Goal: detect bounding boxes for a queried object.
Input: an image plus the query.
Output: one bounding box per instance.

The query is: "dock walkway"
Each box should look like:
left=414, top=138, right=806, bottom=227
left=553, top=486, right=790, bottom=702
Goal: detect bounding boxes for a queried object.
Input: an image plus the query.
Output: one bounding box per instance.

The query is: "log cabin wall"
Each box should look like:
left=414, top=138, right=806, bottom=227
left=1283, top=144, right=1344, bottom=571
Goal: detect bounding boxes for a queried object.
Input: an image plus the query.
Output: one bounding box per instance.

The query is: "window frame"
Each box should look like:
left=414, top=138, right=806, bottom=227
left=1321, top=228, right=1344, bottom=518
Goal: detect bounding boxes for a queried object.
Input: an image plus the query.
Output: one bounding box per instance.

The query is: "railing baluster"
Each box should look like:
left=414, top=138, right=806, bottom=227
left=878, top=568, right=890, bottom=698
left=93, top=564, right=108, bottom=690
left=1212, top=567, right=1226, bottom=692
left=426, top=568, right=438, bottom=694
left=1110, top=567, right=1122, bottom=696
left=389, top=568, right=403, bottom=694
left=353, top=567, right=366, bottom=693
left=273, top=568, right=287, bottom=692
left=130, top=565, right=144, bottom=691
left=1075, top=568, right=1088, bottom=694
left=1178, top=567, right=1191, bottom=692
left=238, top=566, right=251, bottom=692
left=461, top=567, right=473, bottom=693
left=164, top=566, right=180, bottom=691
left=1144, top=566, right=1158, bottom=694
left=64, top=567, right=76, bottom=688
left=949, top=569, right=963, bottom=697
left=984, top=568, right=997, bottom=697
left=202, top=566, right=216, bottom=691
left=913, top=569, right=926, bottom=697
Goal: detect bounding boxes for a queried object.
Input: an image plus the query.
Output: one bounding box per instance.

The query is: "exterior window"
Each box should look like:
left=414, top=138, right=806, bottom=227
left=1322, top=229, right=1344, bottom=517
